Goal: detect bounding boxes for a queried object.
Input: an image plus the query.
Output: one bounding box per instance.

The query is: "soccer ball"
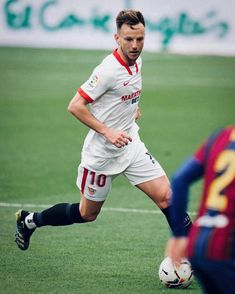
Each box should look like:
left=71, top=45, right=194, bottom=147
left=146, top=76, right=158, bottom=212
left=158, top=256, right=193, bottom=288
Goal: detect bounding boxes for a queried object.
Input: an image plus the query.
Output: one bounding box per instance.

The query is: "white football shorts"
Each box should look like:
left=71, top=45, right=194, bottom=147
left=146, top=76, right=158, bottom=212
left=76, top=139, right=165, bottom=202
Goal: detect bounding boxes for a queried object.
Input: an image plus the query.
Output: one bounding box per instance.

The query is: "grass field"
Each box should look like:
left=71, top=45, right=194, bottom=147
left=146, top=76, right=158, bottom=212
left=0, top=46, right=235, bottom=294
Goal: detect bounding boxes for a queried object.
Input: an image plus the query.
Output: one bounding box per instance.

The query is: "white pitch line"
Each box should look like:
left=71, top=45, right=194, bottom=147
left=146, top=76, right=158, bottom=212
left=102, top=206, right=162, bottom=214
left=0, top=202, right=197, bottom=216
left=0, top=202, right=49, bottom=209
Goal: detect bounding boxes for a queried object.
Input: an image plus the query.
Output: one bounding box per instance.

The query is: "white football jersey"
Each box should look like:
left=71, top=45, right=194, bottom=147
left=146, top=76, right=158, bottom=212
left=78, top=49, right=142, bottom=158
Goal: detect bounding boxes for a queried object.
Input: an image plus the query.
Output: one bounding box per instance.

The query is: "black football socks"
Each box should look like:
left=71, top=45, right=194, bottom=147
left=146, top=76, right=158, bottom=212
left=161, top=206, right=192, bottom=234
left=27, top=203, right=87, bottom=228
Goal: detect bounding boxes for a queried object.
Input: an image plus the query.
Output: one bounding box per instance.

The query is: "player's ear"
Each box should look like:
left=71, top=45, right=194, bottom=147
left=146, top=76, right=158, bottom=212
left=114, top=33, right=120, bottom=45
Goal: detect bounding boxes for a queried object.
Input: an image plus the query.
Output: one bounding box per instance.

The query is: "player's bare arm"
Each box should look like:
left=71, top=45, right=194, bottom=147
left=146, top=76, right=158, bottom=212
left=135, top=107, right=141, bottom=120
left=68, top=92, right=132, bottom=148
left=166, top=237, right=188, bottom=266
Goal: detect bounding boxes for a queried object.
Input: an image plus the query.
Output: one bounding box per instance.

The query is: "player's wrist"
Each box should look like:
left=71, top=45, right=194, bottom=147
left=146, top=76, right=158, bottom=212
left=98, top=125, right=110, bottom=137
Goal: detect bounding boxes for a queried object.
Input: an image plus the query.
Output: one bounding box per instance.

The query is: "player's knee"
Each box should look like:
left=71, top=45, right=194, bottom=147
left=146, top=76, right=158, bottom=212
left=80, top=211, right=99, bottom=222
left=157, top=187, right=172, bottom=209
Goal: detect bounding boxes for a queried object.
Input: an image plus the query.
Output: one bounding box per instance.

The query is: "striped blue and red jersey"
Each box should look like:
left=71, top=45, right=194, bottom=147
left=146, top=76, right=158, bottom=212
left=187, top=126, right=235, bottom=260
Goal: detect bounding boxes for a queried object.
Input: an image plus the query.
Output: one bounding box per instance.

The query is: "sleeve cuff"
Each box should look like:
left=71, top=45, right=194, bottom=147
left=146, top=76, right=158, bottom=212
left=78, top=88, right=94, bottom=103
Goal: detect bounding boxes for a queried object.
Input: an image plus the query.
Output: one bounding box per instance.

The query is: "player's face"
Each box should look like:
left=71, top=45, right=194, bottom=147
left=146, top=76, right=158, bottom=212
left=115, top=23, right=145, bottom=66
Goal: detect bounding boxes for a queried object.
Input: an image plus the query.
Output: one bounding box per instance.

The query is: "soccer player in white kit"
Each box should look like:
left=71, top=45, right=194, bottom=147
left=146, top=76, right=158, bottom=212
left=15, top=10, right=191, bottom=251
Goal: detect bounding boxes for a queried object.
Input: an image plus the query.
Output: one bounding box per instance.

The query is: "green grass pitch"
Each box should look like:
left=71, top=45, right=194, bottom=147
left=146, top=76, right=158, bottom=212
left=0, top=46, right=234, bottom=293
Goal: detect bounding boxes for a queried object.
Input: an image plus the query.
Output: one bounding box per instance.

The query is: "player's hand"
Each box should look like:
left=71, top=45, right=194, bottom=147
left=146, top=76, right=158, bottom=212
left=165, top=237, right=188, bottom=268
left=135, top=108, right=141, bottom=120
left=103, top=129, right=132, bottom=148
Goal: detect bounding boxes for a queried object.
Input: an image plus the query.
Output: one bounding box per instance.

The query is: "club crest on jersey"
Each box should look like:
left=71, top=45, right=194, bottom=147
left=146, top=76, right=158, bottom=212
left=88, top=75, right=99, bottom=89
left=88, top=186, right=96, bottom=196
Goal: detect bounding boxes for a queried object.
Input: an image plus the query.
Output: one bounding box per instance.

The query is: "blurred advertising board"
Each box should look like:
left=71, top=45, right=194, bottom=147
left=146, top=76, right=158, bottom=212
left=0, top=0, right=234, bottom=55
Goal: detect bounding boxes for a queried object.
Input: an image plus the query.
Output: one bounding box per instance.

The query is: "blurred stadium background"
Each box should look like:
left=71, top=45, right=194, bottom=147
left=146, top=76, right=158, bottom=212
left=0, top=0, right=234, bottom=293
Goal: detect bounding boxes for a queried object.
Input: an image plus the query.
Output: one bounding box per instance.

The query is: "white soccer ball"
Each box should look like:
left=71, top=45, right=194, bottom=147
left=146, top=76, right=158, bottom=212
left=158, top=256, right=193, bottom=289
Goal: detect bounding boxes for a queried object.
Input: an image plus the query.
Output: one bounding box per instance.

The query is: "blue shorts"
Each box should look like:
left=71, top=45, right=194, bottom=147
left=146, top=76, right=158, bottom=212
left=189, top=256, right=235, bottom=294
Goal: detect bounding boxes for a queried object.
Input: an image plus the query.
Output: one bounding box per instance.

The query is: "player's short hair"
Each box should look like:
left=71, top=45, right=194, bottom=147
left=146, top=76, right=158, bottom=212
left=116, top=10, right=145, bottom=31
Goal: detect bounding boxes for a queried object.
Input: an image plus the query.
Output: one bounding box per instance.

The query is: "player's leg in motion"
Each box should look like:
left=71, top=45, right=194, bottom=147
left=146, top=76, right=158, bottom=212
left=136, top=175, right=192, bottom=231
left=15, top=194, right=105, bottom=250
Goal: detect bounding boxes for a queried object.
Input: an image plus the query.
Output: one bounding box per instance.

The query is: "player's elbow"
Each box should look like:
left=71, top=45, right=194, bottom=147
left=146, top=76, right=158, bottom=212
left=171, top=172, right=186, bottom=194
left=67, top=100, right=78, bottom=116
left=172, top=172, right=183, bottom=187
left=67, top=101, right=73, bottom=113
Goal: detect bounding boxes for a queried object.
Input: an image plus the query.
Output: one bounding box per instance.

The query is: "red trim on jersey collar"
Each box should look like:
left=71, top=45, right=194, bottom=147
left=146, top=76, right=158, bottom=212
left=113, top=49, right=138, bottom=75
left=78, top=88, right=94, bottom=103
left=135, top=63, right=139, bottom=73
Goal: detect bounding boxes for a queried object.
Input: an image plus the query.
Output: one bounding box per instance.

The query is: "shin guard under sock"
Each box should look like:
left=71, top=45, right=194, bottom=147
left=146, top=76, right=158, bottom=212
left=161, top=206, right=192, bottom=234
left=33, top=203, right=86, bottom=227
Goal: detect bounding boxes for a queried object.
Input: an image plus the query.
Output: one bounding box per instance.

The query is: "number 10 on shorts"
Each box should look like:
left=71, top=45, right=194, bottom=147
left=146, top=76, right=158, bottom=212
left=89, top=171, right=107, bottom=187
